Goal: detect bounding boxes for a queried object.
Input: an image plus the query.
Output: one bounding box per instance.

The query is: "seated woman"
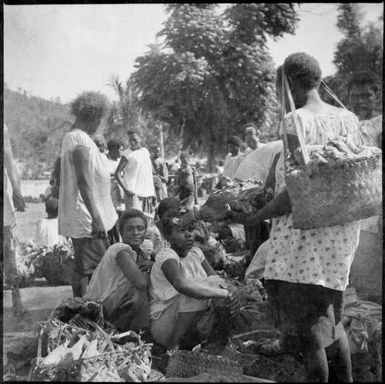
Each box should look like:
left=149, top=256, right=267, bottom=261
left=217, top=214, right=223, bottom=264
left=149, top=209, right=238, bottom=352
left=85, top=209, right=153, bottom=332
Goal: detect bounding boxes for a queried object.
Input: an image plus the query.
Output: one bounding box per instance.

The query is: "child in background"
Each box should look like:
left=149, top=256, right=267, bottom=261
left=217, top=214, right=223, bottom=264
left=35, top=198, right=66, bottom=246
left=85, top=209, right=153, bottom=332
left=175, top=152, right=197, bottom=210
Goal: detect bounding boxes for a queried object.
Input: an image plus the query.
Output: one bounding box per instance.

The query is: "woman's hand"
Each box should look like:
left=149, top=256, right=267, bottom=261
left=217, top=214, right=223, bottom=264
left=91, top=216, right=107, bottom=239
left=226, top=206, right=262, bottom=226
left=226, top=285, right=242, bottom=314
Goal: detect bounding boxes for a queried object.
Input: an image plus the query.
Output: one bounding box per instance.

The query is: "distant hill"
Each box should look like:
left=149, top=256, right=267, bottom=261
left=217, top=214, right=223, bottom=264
left=4, top=87, right=73, bottom=179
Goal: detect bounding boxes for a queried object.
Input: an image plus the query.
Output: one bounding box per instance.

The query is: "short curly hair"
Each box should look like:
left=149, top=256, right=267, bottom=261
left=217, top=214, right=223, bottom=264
left=160, top=209, right=181, bottom=239
left=107, top=138, right=122, bottom=151
left=118, top=208, right=148, bottom=235
left=157, top=198, right=181, bottom=220
left=283, top=52, right=322, bottom=92
left=71, top=91, right=109, bottom=122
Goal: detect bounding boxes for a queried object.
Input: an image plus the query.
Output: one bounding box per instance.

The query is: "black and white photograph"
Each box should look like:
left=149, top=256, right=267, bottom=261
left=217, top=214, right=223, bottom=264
left=3, top=2, right=383, bottom=382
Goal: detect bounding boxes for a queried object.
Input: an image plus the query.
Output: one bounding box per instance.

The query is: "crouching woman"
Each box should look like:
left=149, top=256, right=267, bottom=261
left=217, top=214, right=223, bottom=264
left=149, top=210, right=237, bottom=352
left=85, top=209, right=153, bottom=332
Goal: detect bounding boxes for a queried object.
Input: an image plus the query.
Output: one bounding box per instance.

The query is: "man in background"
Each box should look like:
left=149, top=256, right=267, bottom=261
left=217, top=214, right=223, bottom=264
left=222, top=135, right=244, bottom=181
left=348, top=70, right=382, bottom=303
left=242, top=123, right=264, bottom=157
left=151, top=145, right=169, bottom=204
left=348, top=70, right=382, bottom=149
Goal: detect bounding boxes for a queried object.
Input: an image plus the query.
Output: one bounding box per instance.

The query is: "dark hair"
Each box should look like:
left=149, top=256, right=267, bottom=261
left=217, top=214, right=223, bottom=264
left=160, top=209, right=181, bottom=239
left=157, top=198, right=181, bottom=220
left=45, top=198, right=58, bottom=217
left=107, top=138, right=122, bottom=151
left=227, top=135, right=241, bottom=147
left=283, top=52, right=322, bottom=92
left=118, top=209, right=148, bottom=235
left=241, top=123, right=257, bottom=133
left=180, top=151, right=189, bottom=160
left=71, top=91, right=109, bottom=123
left=348, top=70, right=378, bottom=94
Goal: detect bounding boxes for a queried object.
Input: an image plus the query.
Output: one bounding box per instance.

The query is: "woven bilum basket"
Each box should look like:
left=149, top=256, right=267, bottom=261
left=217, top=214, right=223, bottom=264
left=286, top=152, right=382, bottom=229
left=166, top=350, right=243, bottom=379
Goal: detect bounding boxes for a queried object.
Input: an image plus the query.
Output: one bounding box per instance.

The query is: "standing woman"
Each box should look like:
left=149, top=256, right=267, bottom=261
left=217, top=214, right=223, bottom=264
left=3, top=124, right=27, bottom=315
left=59, top=92, right=118, bottom=297
left=115, top=131, right=155, bottom=214
left=229, top=53, right=362, bottom=382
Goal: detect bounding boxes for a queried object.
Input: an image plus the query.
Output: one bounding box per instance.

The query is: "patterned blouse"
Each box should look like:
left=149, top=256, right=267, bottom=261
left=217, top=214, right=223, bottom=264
left=264, top=108, right=362, bottom=291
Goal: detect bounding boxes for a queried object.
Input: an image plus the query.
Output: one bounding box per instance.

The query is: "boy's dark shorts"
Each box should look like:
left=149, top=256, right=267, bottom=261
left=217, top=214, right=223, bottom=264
left=265, top=279, right=345, bottom=351
left=71, top=237, right=109, bottom=276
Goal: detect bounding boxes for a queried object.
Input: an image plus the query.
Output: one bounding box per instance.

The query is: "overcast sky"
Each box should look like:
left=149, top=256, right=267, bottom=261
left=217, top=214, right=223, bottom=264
left=4, top=3, right=383, bottom=103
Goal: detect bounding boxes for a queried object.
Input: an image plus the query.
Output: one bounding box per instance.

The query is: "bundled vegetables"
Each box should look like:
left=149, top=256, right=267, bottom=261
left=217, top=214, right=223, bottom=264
left=14, top=239, right=38, bottom=287
left=14, top=239, right=74, bottom=286
left=31, top=298, right=152, bottom=382
left=202, top=179, right=265, bottom=221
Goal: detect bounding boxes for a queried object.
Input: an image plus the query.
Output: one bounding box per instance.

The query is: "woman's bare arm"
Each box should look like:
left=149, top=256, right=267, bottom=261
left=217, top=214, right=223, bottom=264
left=116, top=250, right=148, bottom=291
left=161, top=259, right=229, bottom=299
left=114, top=155, right=131, bottom=194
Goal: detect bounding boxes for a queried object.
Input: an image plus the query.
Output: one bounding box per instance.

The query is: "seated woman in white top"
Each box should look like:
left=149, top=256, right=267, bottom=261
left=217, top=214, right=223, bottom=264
left=149, top=209, right=239, bottom=352
left=85, top=209, right=153, bottom=332
left=35, top=198, right=66, bottom=246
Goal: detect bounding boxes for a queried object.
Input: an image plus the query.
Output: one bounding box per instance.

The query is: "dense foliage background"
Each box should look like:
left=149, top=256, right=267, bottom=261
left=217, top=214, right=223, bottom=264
left=4, top=3, right=382, bottom=178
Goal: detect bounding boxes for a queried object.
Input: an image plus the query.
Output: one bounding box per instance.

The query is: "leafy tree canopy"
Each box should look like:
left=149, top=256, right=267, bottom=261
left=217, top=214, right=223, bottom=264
left=131, top=3, right=298, bottom=170
left=323, top=3, right=383, bottom=113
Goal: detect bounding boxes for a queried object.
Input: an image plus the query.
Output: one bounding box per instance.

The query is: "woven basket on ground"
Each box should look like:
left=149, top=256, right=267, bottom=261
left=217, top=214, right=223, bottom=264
left=286, top=153, right=382, bottom=229
left=166, top=350, right=243, bottom=379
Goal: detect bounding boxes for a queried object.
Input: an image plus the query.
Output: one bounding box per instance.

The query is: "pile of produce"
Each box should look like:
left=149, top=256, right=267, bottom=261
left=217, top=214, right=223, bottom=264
left=342, top=288, right=382, bottom=382
left=14, top=240, right=74, bottom=286
left=202, top=179, right=265, bottom=221
left=14, top=239, right=39, bottom=287
left=30, top=298, right=152, bottom=382
left=292, top=139, right=382, bottom=169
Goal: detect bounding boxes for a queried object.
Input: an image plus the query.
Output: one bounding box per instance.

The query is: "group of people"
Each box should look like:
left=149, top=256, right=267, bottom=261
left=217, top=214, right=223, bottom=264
left=3, top=51, right=382, bottom=382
